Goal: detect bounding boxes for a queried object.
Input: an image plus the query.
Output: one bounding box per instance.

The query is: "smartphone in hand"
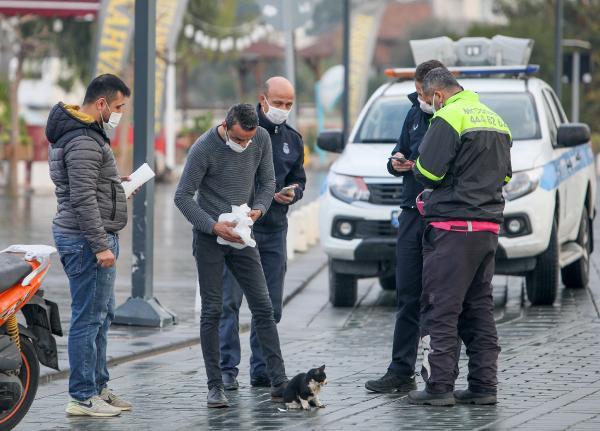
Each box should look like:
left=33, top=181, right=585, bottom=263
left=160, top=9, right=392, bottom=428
left=279, top=185, right=296, bottom=197
left=389, top=156, right=408, bottom=163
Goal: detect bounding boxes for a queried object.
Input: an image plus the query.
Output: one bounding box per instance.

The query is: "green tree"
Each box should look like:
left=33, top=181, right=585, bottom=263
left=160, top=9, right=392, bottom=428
left=0, top=15, right=93, bottom=195
left=176, top=0, right=261, bottom=118
left=466, top=0, right=600, bottom=134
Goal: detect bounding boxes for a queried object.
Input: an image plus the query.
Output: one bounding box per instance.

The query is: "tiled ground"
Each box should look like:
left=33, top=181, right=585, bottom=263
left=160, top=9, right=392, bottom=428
left=16, top=267, right=600, bottom=431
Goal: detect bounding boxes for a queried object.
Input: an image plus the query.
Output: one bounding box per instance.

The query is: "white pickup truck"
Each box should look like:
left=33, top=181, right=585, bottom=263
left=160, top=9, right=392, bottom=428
left=318, top=66, right=595, bottom=307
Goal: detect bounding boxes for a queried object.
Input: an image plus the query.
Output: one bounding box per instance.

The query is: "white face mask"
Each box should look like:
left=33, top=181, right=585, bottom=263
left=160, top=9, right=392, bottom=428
left=99, top=99, right=122, bottom=132
left=431, top=93, right=443, bottom=114
left=418, top=97, right=434, bottom=114
left=225, top=130, right=251, bottom=153
left=264, top=98, right=291, bottom=125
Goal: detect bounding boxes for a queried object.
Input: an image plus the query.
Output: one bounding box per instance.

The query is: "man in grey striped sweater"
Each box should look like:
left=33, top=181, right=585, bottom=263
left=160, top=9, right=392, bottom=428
left=174, top=103, right=288, bottom=408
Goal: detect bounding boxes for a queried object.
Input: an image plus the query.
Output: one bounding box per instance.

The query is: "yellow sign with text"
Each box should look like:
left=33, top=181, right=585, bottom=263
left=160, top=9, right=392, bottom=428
left=95, top=0, right=187, bottom=134
left=95, top=0, right=134, bottom=76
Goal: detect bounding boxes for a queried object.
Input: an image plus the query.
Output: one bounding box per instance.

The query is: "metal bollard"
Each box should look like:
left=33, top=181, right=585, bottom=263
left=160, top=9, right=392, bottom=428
left=313, top=200, right=321, bottom=240
left=292, top=210, right=308, bottom=252
left=305, top=203, right=318, bottom=246
left=286, top=212, right=296, bottom=260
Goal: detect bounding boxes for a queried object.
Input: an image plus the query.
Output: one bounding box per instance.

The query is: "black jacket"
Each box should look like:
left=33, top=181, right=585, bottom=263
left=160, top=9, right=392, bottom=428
left=387, top=92, right=433, bottom=208
left=253, top=104, right=307, bottom=232
left=414, top=90, right=512, bottom=223
left=47, top=103, right=127, bottom=253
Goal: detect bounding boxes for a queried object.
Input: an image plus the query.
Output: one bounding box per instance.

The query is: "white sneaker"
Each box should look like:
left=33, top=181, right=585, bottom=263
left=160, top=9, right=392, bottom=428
left=65, top=395, right=122, bottom=417
left=100, top=387, right=133, bottom=411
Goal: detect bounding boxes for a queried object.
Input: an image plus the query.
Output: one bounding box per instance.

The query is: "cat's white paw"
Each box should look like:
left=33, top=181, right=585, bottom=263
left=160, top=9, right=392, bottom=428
left=286, top=401, right=301, bottom=410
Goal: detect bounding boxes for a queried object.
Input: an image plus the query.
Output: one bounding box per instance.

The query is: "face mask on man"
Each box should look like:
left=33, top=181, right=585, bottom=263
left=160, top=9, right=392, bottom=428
left=263, top=98, right=291, bottom=125
left=418, top=97, right=434, bottom=114
left=225, top=130, right=251, bottom=153
left=431, top=93, right=444, bottom=114
left=99, top=98, right=122, bottom=132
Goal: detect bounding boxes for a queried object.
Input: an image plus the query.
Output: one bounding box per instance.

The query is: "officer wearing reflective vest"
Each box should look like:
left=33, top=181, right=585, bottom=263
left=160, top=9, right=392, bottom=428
left=408, top=68, right=512, bottom=407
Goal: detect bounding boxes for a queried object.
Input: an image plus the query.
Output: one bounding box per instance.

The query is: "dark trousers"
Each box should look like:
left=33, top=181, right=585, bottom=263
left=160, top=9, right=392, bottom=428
left=420, top=227, right=500, bottom=394
left=219, top=229, right=287, bottom=379
left=388, top=209, right=425, bottom=377
left=193, top=231, right=287, bottom=389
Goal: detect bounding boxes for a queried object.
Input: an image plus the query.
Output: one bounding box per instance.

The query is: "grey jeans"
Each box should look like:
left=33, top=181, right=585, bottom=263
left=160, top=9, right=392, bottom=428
left=193, top=230, right=287, bottom=389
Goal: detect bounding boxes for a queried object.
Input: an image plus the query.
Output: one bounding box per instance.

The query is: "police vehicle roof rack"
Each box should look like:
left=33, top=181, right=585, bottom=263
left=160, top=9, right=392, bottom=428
left=384, top=65, right=540, bottom=79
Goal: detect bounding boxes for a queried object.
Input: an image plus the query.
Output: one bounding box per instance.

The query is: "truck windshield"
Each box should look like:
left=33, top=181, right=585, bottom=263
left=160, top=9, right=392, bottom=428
left=479, top=93, right=541, bottom=140
left=356, top=92, right=540, bottom=143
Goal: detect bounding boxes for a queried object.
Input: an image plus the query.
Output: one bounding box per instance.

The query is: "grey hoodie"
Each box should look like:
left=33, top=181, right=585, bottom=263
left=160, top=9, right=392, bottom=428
left=46, top=102, right=127, bottom=253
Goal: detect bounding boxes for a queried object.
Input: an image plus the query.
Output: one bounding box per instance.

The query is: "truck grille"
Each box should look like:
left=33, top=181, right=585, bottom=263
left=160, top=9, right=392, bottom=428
left=355, top=220, right=398, bottom=238
left=367, top=183, right=403, bottom=205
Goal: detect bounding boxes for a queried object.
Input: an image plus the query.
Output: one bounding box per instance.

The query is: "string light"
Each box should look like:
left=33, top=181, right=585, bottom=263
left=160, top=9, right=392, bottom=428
left=185, top=23, right=276, bottom=52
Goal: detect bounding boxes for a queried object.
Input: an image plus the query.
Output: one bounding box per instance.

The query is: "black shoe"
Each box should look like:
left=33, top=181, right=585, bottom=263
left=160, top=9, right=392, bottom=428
left=250, top=375, right=271, bottom=388
left=365, top=370, right=417, bottom=394
left=222, top=374, right=239, bottom=391
left=270, top=381, right=288, bottom=402
left=207, top=386, right=229, bottom=408
left=454, top=389, right=497, bottom=405
left=408, top=389, right=455, bottom=406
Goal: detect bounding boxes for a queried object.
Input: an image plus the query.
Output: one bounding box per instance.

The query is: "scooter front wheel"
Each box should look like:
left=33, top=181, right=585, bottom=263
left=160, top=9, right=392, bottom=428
left=0, top=337, right=40, bottom=431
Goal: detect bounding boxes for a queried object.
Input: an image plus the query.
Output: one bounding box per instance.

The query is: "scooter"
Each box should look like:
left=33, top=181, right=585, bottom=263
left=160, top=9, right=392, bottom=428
left=0, top=245, right=62, bottom=430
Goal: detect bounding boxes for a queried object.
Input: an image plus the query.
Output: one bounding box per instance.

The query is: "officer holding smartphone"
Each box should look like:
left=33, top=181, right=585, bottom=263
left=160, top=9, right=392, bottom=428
left=365, top=60, right=446, bottom=394
left=219, top=77, right=306, bottom=390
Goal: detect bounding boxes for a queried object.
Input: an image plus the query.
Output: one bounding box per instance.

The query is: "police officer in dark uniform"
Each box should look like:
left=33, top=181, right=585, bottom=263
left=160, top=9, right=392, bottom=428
left=219, top=77, right=306, bottom=390
left=365, top=60, right=445, bottom=393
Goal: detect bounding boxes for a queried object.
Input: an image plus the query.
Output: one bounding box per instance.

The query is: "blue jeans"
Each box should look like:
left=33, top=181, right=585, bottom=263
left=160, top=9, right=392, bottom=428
left=53, top=230, right=118, bottom=401
left=219, top=229, right=287, bottom=380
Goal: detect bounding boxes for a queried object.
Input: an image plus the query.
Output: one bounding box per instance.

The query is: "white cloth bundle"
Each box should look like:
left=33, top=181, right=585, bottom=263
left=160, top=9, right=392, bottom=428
left=216, top=204, right=257, bottom=249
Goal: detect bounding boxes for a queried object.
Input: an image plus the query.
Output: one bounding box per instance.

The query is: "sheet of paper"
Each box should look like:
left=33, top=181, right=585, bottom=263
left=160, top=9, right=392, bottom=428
left=122, top=163, right=155, bottom=198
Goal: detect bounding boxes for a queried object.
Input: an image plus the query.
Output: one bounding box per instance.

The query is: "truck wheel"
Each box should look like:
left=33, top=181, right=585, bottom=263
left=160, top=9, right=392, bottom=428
left=378, top=275, right=396, bottom=291
left=562, top=207, right=591, bottom=288
left=526, top=220, right=558, bottom=305
left=329, top=264, right=357, bottom=307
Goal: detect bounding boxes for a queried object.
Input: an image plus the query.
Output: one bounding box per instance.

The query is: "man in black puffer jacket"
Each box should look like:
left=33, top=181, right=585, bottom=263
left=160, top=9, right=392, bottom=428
left=47, top=74, right=133, bottom=417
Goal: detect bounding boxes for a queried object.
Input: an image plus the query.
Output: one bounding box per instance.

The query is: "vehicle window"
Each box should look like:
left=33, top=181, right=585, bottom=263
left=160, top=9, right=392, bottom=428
left=356, top=93, right=541, bottom=143
left=355, top=97, right=412, bottom=143
left=546, top=89, right=567, bottom=123
left=542, top=90, right=562, bottom=126
left=541, top=93, right=558, bottom=146
left=475, top=93, right=541, bottom=140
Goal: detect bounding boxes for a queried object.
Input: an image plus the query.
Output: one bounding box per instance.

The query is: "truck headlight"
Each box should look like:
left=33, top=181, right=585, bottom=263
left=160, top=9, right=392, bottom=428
left=503, top=168, right=542, bottom=201
left=328, top=173, right=370, bottom=204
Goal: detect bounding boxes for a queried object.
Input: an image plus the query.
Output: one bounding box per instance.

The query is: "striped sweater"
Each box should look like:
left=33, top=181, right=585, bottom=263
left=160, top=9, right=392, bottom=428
left=174, top=126, right=275, bottom=235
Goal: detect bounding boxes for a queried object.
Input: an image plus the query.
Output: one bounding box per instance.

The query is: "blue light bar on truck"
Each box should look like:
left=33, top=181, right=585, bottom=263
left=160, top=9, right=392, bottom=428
left=384, top=65, right=540, bottom=79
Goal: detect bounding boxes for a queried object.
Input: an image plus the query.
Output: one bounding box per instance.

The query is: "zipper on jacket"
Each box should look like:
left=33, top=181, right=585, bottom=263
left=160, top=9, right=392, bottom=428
left=110, top=182, right=117, bottom=220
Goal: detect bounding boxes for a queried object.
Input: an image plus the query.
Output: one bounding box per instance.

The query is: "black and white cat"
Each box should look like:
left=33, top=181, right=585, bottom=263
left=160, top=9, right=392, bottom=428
left=283, top=365, right=327, bottom=410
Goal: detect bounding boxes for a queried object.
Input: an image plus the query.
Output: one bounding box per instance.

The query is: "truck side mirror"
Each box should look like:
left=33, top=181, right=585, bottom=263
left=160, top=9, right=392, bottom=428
left=557, top=123, right=591, bottom=148
left=317, top=130, right=345, bottom=153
